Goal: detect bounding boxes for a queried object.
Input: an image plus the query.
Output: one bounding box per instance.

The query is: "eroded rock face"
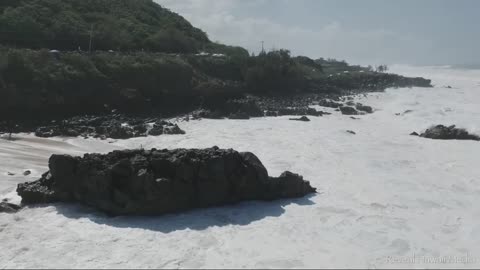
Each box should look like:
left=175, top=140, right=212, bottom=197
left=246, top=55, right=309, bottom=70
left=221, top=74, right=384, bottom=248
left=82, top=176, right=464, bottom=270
left=419, top=125, right=480, bottom=141
left=17, top=147, right=316, bottom=216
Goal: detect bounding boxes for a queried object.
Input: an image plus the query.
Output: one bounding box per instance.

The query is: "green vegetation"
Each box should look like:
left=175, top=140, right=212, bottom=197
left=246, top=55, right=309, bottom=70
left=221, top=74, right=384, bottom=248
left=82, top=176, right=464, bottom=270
left=0, top=0, right=216, bottom=53
left=245, top=50, right=304, bottom=93
left=0, top=0, right=431, bottom=119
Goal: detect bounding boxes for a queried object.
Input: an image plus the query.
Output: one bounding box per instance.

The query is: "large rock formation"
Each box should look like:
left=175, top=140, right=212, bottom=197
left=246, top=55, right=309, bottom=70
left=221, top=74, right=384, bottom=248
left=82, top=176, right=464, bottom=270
left=17, top=147, right=316, bottom=216
left=419, top=125, right=480, bottom=141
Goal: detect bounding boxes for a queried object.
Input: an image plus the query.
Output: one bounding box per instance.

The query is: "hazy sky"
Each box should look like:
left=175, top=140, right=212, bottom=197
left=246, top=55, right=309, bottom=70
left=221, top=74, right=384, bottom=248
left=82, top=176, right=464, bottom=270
left=155, top=0, right=478, bottom=66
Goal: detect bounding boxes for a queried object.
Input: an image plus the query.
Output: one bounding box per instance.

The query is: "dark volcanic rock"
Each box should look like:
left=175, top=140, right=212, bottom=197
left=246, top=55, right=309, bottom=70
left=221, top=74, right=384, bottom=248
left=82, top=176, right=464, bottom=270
left=265, top=111, right=278, bottom=117
left=410, top=132, right=419, bottom=136
left=32, top=115, right=185, bottom=139
left=420, top=125, right=480, bottom=141
left=149, top=121, right=186, bottom=135
left=318, top=99, right=343, bottom=108
left=0, top=202, right=22, bottom=213
left=289, top=116, right=310, bottom=122
left=17, top=147, right=316, bottom=216
left=23, top=170, right=31, bottom=176
left=277, top=107, right=323, bottom=117
left=346, top=130, right=356, bottom=135
left=339, top=106, right=359, bottom=115
left=226, top=99, right=264, bottom=118
left=355, top=104, right=373, bottom=114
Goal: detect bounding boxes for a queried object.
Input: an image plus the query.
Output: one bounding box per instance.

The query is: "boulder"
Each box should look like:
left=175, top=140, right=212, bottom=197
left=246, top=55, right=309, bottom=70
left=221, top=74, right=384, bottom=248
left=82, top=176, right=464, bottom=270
left=17, top=147, right=316, bottom=216
left=23, top=170, right=31, bottom=176
left=339, top=106, right=359, bottom=115
left=0, top=202, right=22, bottom=213
left=410, top=132, right=419, bottom=136
left=355, top=104, right=373, bottom=114
left=346, top=130, right=356, bottom=135
left=289, top=116, right=310, bottom=122
left=420, top=125, right=480, bottom=141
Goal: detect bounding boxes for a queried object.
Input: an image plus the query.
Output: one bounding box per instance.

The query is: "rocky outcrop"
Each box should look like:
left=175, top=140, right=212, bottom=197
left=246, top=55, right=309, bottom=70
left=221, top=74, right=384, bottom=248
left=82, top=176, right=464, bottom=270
left=277, top=107, right=325, bottom=117
left=339, top=106, right=359, bottom=115
left=419, top=125, right=480, bottom=141
left=318, top=99, right=343, bottom=108
left=289, top=116, right=310, bottom=122
left=33, top=115, right=185, bottom=139
left=17, top=147, right=316, bottom=216
left=0, top=202, right=22, bottom=213
left=355, top=104, right=373, bottom=114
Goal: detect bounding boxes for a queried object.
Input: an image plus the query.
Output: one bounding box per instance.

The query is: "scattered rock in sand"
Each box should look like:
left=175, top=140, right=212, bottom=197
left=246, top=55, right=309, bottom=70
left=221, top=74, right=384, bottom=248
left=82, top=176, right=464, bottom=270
left=289, top=116, right=310, bottom=122
left=0, top=202, right=22, bottom=213
left=350, top=117, right=360, bottom=120
left=355, top=104, right=373, bottom=114
left=340, top=106, right=359, bottom=115
left=346, top=130, right=356, bottom=135
left=7, top=172, right=15, bottom=176
left=410, top=132, right=419, bottom=136
left=17, top=147, right=316, bottom=216
left=419, top=125, right=480, bottom=141
left=23, top=170, right=31, bottom=176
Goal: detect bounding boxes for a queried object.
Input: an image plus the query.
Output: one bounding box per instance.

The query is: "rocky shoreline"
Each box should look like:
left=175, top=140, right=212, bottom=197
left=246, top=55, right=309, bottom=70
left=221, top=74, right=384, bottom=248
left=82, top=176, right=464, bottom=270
left=0, top=93, right=375, bottom=140
left=16, top=147, right=316, bottom=216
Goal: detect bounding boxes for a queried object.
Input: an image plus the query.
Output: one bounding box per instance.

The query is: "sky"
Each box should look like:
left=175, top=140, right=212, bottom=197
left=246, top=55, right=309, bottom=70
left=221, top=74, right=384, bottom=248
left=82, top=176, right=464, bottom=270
left=155, top=0, right=479, bottom=66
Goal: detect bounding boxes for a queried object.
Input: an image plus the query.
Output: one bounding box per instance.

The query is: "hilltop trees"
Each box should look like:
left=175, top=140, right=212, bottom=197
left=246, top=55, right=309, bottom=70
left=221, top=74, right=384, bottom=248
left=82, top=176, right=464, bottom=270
left=376, top=64, right=389, bottom=73
left=0, top=0, right=211, bottom=53
left=245, top=49, right=304, bottom=93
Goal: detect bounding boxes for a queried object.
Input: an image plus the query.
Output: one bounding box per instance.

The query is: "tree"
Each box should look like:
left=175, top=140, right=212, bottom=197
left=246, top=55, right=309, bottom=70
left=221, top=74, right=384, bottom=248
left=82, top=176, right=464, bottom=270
left=376, top=64, right=388, bottom=73
left=245, top=49, right=304, bottom=93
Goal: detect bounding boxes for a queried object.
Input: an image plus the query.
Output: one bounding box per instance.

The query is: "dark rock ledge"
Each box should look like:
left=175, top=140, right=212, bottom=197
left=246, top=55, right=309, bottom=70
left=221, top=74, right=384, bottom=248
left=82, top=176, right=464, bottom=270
left=17, top=147, right=316, bottom=216
left=416, top=125, right=480, bottom=141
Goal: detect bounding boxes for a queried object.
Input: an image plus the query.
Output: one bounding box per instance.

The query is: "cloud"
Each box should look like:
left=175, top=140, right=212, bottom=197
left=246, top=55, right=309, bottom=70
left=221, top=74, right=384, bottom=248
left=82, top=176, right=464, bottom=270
left=155, top=0, right=429, bottom=65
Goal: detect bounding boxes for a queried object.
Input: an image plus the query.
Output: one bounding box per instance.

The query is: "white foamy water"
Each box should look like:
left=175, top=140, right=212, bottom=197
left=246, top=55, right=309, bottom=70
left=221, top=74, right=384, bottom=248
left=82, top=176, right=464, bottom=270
left=1, top=66, right=479, bottom=268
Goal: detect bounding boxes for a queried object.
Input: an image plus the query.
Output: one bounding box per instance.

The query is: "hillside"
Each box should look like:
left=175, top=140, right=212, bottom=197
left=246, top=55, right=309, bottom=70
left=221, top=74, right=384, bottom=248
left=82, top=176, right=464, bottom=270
left=0, top=0, right=432, bottom=121
left=0, top=0, right=241, bottom=54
